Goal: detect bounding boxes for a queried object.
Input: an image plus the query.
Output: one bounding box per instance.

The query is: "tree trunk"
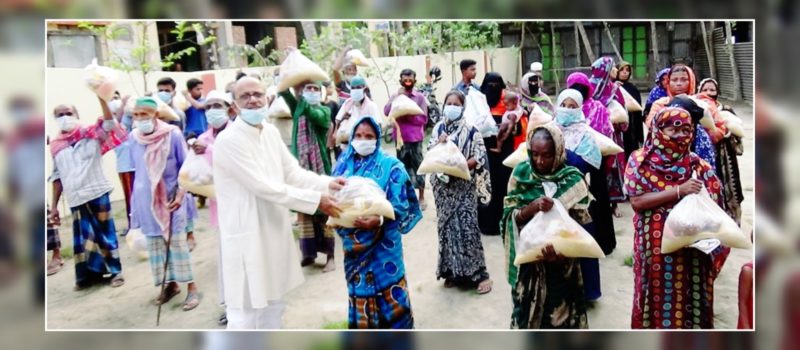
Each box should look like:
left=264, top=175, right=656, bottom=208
left=550, top=23, right=560, bottom=92
left=574, top=22, right=582, bottom=66
left=724, top=21, right=741, bottom=100
left=301, top=21, right=317, bottom=41
left=700, top=21, right=716, bottom=80
left=650, top=21, right=660, bottom=76
left=576, top=21, right=595, bottom=62
left=603, top=22, right=623, bottom=62
left=518, top=22, right=525, bottom=81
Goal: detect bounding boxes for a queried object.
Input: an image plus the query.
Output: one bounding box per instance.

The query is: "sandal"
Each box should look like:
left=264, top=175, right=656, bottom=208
left=47, top=258, right=64, bottom=276
left=217, top=312, right=228, bottom=326
left=109, top=274, right=125, bottom=288
left=182, top=292, right=201, bottom=311
left=476, top=279, right=493, bottom=294
left=154, top=284, right=181, bottom=305
left=419, top=200, right=428, bottom=211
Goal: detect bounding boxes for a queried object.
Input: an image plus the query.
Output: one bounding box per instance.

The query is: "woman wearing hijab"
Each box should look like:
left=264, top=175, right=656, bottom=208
left=501, top=122, right=592, bottom=329
left=566, top=72, right=613, bottom=138
left=589, top=57, right=628, bottom=214
left=646, top=64, right=726, bottom=172
left=617, top=61, right=645, bottom=157
left=518, top=71, right=555, bottom=115
left=697, top=78, right=745, bottom=224
left=429, top=90, right=494, bottom=294
left=625, top=106, right=730, bottom=329
left=552, top=89, right=616, bottom=302
left=478, top=72, right=512, bottom=236
left=644, top=68, right=671, bottom=118
left=331, top=115, right=423, bottom=329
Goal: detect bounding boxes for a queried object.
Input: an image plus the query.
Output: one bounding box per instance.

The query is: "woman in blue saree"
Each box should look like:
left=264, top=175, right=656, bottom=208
left=331, top=115, right=423, bottom=329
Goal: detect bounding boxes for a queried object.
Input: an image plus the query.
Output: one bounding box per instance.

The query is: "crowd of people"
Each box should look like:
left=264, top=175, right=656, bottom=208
left=46, top=45, right=750, bottom=330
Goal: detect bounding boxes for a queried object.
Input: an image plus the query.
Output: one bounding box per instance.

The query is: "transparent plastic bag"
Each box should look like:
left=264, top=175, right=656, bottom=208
left=277, top=50, right=329, bottom=91
left=464, top=87, right=498, bottom=137
left=84, top=58, right=118, bottom=102
left=178, top=152, right=215, bottom=198
left=620, top=87, right=643, bottom=112
left=514, top=198, right=605, bottom=265
left=388, top=94, right=424, bottom=120
left=587, top=128, right=624, bottom=156
left=608, top=99, right=628, bottom=124
left=418, top=141, right=471, bottom=180
left=326, top=176, right=395, bottom=228
left=125, top=228, right=149, bottom=260
left=662, top=187, right=751, bottom=254
left=503, top=143, right=528, bottom=169
left=268, top=96, right=292, bottom=119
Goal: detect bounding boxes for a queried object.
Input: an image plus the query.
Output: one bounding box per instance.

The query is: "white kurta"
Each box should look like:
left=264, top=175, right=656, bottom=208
left=213, top=118, right=331, bottom=309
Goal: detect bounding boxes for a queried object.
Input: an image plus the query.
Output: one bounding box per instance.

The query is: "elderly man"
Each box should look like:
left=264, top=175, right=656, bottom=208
left=48, top=97, right=128, bottom=290
left=214, top=77, right=344, bottom=329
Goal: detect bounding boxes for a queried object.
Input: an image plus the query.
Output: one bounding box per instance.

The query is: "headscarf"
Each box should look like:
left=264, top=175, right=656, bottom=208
left=589, top=57, right=624, bottom=106
left=666, top=65, right=697, bottom=97
left=646, top=68, right=671, bottom=108
left=697, top=78, right=720, bottom=100
left=519, top=72, right=554, bottom=115
left=131, top=119, right=179, bottom=238
left=553, top=89, right=602, bottom=169
left=332, top=115, right=423, bottom=236
left=480, top=72, right=506, bottom=108
left=501, top=122, right=590, bottom=285
left=567, top=72, right=613, bottom=137
left=616, top=60, right=633, bottom=83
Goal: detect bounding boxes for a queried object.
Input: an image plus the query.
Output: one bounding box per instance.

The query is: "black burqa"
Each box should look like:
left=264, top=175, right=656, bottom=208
left=617, top=62, right=644, bottom=159
left=477, top=72, right=512, bottom=236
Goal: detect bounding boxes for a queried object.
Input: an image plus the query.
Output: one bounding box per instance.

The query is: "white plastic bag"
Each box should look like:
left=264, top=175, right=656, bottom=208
left=464, top=87, right=499, bottom=137
left=268, top=96, right=292, bottom=119
left=418, top=141, right=471, bottom=180
left=178, top=152, right=215, bottom=198
left=84, top=58, right=118, bottom=101
left=336, top=117, right=354, bottom=145
left=326, top=176, right=395, bottom=228
left=608, top=99, right=628, bottom=124
left=277, top=50, right=329, bottom=91
left=346, top=49, right=370, bottom=66
left=720, top=110, right=745, bottom=138
left=688, top=96, right=718, bottom=133
left=388, top=94, right=424, bottom=120
left=503, top=143, right=528, bottom=169
left=125, top=228, right=149, bottom=260
left=620, top=87, right=643, bottom=112
left=514, top=198, right=605, bottom=265
left=154, top=96, right=180, bottom=122
left=662, top=187, right=751, bottom=254
left=587, top=128, right=624, bottom=156
left=526, top=104, right=553, bottom=137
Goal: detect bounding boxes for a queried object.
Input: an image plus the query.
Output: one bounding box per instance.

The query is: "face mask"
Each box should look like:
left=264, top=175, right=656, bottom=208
left=303, top=91, right=322, bottom=105
left=555, top=107, right=583, bottom=125
left=108, top=99, right=122, bottom=114
left=528, top=83, right=540, bottom=96
left=351, top=139, right=377, bottom=156
left=350, top=88, right=365, bottom=102
left=443, top=105, right=463, bottom=121
left=57, top=116, right=78, bottom=132
left=239, top=106, right=268, bottom=126
left=157, top=91, right=173, bottom=104
left=206, top=108, right=229, bottom=129
left=134, top=119, right=155, bottom=134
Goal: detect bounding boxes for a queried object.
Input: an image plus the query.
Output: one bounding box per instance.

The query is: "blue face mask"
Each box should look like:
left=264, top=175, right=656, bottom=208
left=134, top=119, right=155, bottom=134
left=205, top=108, right=229, bottom=129
left=157, top=91, right=173, bottom=104
left=443, top=105, right=463, bottom=121
left=239, top=106, right=267, bottom=126
left=555, top=107, right=584, bottom=126
left=350, top=88, right=365, bottom=102
left=303, top=91, right=322, bottom=105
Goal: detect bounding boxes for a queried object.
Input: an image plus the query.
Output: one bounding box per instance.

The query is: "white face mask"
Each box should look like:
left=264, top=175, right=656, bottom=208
left=350, top=88, right=365, bottom=102
left=205, top=108, right=229, bottom=129
left=443, top=105, right=463, bottom=121
left=238, top=105, right=268, bottom=126
left=108, top=99, right=122, bottom=114
left=57, top=116, right=78, bottom=132
left=134, top=119, right=155, bottom=134
left=351, top=139, right=377, bottom=156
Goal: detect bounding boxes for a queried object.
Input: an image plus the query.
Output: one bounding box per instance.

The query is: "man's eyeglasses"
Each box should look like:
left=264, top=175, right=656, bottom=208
left=236, top=92, right=265, bottom=101
left=56, top=112, right=74, bottom=117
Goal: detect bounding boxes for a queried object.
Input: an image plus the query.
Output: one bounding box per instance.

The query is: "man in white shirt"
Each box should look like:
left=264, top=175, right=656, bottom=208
left=213, top=77, right=344, bottom=329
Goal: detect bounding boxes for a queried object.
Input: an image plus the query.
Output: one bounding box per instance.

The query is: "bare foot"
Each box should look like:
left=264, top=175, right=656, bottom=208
left=612, top=206, right=622, bottom=218
left=322, top=258, right=336, bottom=273
left=476, top=279, right=493, bottom=294
left=187, top=233, right=197, bottom=252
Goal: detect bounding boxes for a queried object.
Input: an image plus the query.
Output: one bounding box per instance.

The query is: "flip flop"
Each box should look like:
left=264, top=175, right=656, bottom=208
left=47, top=259, right=64, bottom=276
left=476, top=279, right=493, bottom=295
left=182, top=292, right=201, bottom=311
left=154, top=285, right=181, bottom=305
left=109, top=274, right=125, bottom=288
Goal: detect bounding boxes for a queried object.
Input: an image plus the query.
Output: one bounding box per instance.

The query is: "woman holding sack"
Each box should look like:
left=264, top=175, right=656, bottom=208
left=330, top=115, right=423, bottom=329
left=626, top=106, right=730, bottom=329
left=428, top=90, right=494, bottom=294
left=501, top=122, right=592, bottom=329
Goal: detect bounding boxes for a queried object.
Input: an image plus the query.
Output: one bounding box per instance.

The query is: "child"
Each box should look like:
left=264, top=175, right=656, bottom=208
left=491, top=90, right=528, bottom=152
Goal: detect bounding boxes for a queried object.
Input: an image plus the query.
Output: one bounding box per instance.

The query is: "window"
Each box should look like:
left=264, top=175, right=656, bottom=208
left=47, top=32, right=100, bottom=68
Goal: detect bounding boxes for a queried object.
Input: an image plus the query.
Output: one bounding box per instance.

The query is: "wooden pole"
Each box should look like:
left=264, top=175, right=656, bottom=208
left=551, top=23, right=560, bottom=92
left=700, top=21, right=716, bottom=79
left=603, top=22, right=623, bottom=62
left=724, top=21, right=741, bottom=100
left=650, top=21, right=660, bottom=77
left=574, top=22, right=581, bottom=66
left=519, top=22, right=525, bottom=81
left=576, top=22, right=595, bottom=62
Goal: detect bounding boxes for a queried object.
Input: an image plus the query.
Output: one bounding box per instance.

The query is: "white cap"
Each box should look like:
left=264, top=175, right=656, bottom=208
left=206, top=89, right=231, bottom=105
left=530, top=62, right=543, bottom=73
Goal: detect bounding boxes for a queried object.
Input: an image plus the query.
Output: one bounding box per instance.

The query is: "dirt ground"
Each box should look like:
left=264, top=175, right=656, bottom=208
left=45, top=100, right=754, bottom=330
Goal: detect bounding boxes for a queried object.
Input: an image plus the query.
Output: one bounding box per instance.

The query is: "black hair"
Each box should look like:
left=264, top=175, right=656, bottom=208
left=460, top=59, right=477, bottom=72
left=235, top=71, right=247, bottom=81
left=529, top=127, right=554, bottom=143
left=569, top=83, right=590, bottom=101
left=666, top=95, right=704, bottom=125
left=400, top=69, right=416, bottom=78
left=186, top=78, right=203, bottom=90
left=444, top=89, right=466, bottom=105
left=156, top=77, right=176, bottom=89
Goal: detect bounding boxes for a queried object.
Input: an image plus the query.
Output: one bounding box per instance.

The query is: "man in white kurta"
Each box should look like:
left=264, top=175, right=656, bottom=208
left=213, top=77, right=343, bottom=329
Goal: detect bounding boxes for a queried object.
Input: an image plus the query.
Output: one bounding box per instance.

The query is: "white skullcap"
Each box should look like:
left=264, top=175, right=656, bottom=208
left=530, top=62, right=543, bottom=73
left=206, top=89, right=231, bottom=105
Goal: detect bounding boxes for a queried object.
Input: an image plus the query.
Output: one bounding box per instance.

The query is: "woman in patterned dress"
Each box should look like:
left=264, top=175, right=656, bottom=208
left=429, top=90, right=494, bottom=294
left=625, top=106, right=730, bottom=329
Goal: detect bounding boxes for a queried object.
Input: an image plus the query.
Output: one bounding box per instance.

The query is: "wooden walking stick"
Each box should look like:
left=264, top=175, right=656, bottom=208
left=156, top=209, right=174, bottom=326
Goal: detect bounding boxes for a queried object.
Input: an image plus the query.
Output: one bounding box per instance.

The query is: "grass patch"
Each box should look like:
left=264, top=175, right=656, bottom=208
left=59, top=246, right=74, bottom=259
left=623, top=255, right=633, bottom=267
left=321, top=320, right=349, bottom=329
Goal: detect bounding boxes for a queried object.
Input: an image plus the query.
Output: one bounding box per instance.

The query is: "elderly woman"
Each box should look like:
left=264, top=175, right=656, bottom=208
left=129, top=97, right=201, bottom=311
left=331, top=115, right=423, bottom=329
left=429, top=90, right=493, bottom=294
left=501, top=122, right=592, bottom=329
left=626, top=106, right=730, bottom=329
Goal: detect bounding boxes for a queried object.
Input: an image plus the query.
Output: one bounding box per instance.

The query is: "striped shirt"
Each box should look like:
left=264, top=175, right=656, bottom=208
left=50, top=137, right=114, bottom=208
